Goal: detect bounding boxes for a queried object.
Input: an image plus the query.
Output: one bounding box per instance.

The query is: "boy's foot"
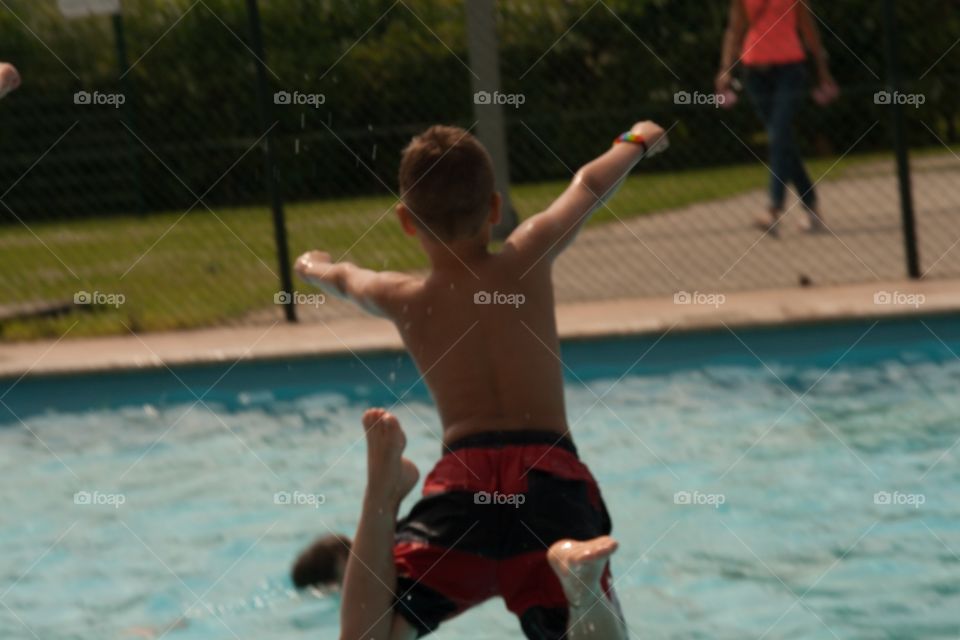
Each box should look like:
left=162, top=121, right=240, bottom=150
left=361, top=408, right=420, bottom=507
left=754, top=209, right=783, bottom=237
left=547, top=536, right=618, bottom=607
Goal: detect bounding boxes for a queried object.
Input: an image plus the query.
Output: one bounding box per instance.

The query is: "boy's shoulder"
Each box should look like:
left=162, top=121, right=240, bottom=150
left=374, top=244, right=553, bottom=319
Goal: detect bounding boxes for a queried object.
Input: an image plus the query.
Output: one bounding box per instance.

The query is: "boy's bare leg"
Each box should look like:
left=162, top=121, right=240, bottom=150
left=340, top=408, right=420, bottom=640
left=548, top=536, right=628, bottom=640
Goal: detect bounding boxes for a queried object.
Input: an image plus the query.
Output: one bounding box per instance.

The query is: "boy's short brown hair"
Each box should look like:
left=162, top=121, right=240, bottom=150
left=398, top=125, right=495, bottom=241
left=291, top=534, right=351, bottom=589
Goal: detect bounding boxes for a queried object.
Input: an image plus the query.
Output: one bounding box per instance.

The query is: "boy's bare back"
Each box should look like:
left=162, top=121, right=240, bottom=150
left=377, top=240, right=566, bottom=445
left=296, top=121, right=667, bottom=446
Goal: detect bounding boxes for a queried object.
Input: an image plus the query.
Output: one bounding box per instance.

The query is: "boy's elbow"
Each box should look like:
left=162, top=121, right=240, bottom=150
left=573, top=168, right=601, bottom=198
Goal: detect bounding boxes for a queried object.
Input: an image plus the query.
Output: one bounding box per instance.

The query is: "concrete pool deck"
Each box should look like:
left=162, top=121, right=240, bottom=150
left=1, top=277, right=958, bottom=379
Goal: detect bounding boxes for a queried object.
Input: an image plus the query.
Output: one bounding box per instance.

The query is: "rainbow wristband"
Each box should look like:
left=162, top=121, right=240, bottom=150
left=614, top=132, right=647, bottom=154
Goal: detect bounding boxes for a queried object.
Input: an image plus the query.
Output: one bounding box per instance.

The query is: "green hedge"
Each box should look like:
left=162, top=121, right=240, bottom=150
left=0, top=0, right=956, bottom=222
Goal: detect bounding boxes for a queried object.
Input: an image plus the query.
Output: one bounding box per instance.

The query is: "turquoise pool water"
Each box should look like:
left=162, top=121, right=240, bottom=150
left=1, top=316, right=959, bottom=639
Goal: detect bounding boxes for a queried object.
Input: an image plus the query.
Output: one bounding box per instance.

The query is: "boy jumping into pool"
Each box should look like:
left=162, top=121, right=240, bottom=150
left=296, top=120, right=668, bottom=639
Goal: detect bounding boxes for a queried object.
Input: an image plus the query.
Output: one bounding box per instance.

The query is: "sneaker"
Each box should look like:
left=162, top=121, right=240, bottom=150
left=754, top=208, right=783, bottom=236
left=798, top=205, right=828, bottom=234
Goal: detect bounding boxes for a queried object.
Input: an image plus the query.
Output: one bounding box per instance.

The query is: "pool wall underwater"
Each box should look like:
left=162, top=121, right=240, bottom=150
left=2, top=314, right=959, bottom=422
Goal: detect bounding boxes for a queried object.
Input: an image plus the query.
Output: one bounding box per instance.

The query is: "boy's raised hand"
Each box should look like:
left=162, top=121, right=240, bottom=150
left=294, top=250, right=332, bottom=280
left=631, top=121, right=669, bottom=157
left=0, top=62, right=21, bottom=100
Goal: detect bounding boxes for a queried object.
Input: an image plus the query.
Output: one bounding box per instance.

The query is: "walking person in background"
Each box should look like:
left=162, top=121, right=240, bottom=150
left=716, top=0, right=838, bottom=235
left=0, top=62, right=21, bottom=99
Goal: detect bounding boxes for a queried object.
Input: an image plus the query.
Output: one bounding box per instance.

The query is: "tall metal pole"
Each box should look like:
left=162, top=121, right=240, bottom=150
left=113, top=12, right=145, bottom=214
left=466, top=0, right=518, bottom=240
left=883, top=0, right=921, bottom=279
left=245, top=0, right=296, bottom=321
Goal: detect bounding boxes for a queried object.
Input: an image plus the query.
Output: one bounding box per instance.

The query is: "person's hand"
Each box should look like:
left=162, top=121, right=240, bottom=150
left=0, top=62, right=21, bottom=99
left=822, top=74, right=838, bottom=95
left=819, top=65, right=837, bottom=89
left=295, top=250, right=332, bottom=279
left=715, top=69, right=733, bottom=95
left=813, top=68, right=839, bottom=106
left=630, top=120, right=669, bottom=156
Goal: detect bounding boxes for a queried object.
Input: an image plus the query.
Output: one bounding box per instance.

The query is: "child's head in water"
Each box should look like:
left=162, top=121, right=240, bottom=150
left=291, top=534, right=352, bottom=589
left=397, top=125, right=501, bottom=247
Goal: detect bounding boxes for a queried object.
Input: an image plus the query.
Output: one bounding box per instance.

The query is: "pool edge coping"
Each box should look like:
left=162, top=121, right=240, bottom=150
left=2, top=277, right=958, bottom=380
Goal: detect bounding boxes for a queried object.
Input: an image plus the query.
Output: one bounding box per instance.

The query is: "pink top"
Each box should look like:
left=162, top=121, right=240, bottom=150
left=741, top=0, right=807, bottom=66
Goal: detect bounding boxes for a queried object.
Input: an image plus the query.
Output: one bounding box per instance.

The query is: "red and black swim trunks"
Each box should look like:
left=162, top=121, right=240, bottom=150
left=393, top=430, right=613, bottom=639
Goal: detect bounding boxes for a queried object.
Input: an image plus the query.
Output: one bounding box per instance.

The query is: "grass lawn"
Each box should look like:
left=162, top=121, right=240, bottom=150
left=0, top=150, right=901, bottom=340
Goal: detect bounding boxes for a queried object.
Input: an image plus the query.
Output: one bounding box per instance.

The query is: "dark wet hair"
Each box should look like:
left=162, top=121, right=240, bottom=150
left=398, top=125, right=495, bottom=241
left=291, top=534, right=352, bottom=589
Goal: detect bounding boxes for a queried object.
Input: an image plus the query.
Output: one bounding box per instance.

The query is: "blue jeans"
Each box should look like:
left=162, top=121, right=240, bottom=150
left=744, top=63, right=816, bottom=211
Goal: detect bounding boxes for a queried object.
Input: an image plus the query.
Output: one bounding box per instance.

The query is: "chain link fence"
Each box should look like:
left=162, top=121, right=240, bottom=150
left=0, top=0, right=957, bottom=340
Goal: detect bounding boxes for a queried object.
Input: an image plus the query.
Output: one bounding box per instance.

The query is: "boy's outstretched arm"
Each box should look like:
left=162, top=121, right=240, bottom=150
left=505, top=120, right=668, bottom=263
left=295, top=251, right=411, bottom=318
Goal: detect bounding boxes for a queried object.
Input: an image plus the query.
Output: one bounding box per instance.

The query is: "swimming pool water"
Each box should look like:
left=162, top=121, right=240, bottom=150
left=1, top=316, right=959, bottom=639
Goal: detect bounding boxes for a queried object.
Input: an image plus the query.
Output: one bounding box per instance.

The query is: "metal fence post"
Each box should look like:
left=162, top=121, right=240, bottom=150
left=882, top=0, right=921, bottom=279
left=466, top=0, right=518, bottom=240
left=112, top=12, right=145, bottom=214
left=245, top=0, right=296, bottom=321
